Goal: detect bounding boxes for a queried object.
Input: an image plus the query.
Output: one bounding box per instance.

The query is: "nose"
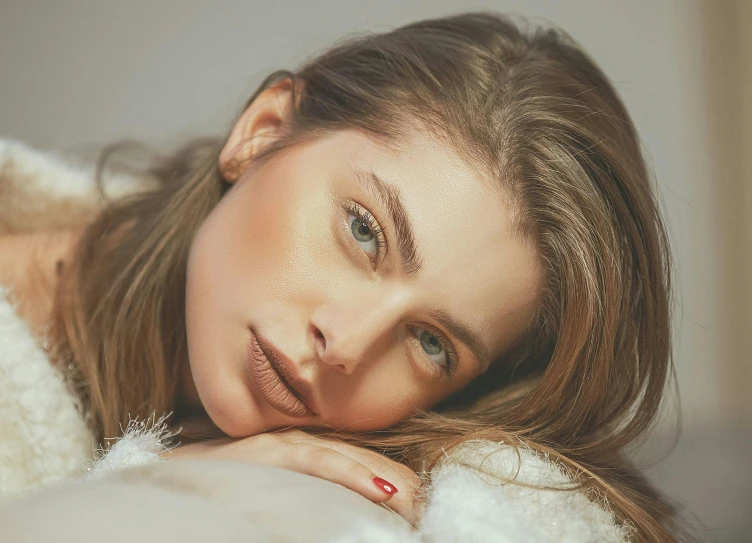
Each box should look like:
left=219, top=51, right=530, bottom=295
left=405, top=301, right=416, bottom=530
left=308, top=288, right=409, bottom=374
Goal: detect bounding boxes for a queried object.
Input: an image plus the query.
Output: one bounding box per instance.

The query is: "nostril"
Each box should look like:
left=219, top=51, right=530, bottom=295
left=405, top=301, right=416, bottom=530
left=310, top=324, right=326, bottom=353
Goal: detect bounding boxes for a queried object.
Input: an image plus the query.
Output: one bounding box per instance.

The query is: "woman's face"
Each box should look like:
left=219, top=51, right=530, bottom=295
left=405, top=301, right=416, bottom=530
left=184, top=108, right=541, bottom=438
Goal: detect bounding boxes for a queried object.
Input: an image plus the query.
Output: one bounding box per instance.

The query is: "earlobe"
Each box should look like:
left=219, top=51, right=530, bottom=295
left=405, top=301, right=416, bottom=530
left=219, top=79, right=296, bottom=183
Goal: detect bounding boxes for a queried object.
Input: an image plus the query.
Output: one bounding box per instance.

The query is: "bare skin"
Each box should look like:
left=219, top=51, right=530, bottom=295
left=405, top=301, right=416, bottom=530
left=0, top=228, right=85, bottom=341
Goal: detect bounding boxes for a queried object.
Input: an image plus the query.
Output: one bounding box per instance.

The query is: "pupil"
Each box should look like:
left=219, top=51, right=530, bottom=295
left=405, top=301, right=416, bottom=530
left=420, top=331, right=442, bottom=355
left=352, top=218, right=373, bottom=241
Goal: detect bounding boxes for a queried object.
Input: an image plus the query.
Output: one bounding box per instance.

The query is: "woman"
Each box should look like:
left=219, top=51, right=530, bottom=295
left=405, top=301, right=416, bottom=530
left=0, top=11, right=680, bottom=542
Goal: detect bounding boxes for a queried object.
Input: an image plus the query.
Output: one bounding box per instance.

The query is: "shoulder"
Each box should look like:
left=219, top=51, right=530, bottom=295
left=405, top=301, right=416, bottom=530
left=420, top=440, right=632, bottom=543
left=0, top=137, right=158, bottom=235
left=0, top=229, right=85, bottom=337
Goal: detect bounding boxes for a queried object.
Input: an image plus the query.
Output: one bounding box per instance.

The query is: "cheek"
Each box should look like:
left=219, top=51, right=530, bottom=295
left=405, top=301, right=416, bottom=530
left=326, top=355, right=434, bottom=431
left=243, top=179, right=332, bottom=282
left=242, top=191, right=364, bottom=313
left=242, top=181, right=300, bottom=273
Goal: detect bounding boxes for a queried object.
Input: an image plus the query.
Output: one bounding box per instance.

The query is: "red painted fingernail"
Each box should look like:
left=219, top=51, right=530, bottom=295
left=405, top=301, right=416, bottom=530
left=373, top=477, right=398, bottom=495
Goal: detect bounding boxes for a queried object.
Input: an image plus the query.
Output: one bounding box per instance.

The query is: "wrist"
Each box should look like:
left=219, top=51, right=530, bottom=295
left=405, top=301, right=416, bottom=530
left=159, top=442, right=199, bottom=460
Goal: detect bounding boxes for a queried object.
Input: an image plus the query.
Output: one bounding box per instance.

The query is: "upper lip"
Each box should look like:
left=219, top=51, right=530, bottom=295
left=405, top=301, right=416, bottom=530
left=253, top=330, right=319, bottom=416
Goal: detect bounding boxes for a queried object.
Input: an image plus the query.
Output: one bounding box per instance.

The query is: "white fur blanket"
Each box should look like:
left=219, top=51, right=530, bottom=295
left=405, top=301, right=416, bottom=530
left=0, top=138, right=630, bottom=542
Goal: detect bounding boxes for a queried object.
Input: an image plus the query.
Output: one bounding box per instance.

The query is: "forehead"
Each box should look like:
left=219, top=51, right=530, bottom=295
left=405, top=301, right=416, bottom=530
left=330, top=129, right=542, bottom=360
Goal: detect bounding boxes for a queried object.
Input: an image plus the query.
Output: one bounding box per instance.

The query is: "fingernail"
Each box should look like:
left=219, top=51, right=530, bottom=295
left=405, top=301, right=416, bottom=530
left=373, top=477, right=398, bottom=495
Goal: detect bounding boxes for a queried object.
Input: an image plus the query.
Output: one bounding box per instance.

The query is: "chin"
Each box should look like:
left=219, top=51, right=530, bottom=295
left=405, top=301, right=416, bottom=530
left=192, top=377, right=259, bottom=438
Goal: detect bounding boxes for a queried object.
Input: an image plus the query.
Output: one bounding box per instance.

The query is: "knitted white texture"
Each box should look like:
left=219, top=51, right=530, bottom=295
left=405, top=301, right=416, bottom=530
left=0, top=285, right=94, bottom=506
left=331, top=441, right=630, bottom=543
left=417, top=440, right=631, bottom=543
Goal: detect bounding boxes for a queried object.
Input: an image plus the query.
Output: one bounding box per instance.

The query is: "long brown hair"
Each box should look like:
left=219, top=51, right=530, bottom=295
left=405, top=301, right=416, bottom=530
left=51, top=12, right=682, bottom=541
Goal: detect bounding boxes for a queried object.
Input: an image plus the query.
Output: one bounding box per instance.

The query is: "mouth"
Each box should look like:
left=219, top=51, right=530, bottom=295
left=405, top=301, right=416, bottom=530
left=247, top=329, right=318, bottom=418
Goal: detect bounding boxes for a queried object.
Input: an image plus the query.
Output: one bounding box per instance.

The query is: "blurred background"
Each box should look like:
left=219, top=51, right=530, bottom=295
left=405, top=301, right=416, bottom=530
left=1, top=1, right=750, bottom=541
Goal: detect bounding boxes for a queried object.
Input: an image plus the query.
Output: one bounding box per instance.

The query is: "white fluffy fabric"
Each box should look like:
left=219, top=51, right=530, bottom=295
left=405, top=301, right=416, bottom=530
left=0, top=138, right=630, bottom=542
left=83, top=414, right=177, bottom=481
left=0, top=283, right=93, bottom=504
left=332, top=441, right=632, bottom=543
left=416, top=442, right=632, bottom=542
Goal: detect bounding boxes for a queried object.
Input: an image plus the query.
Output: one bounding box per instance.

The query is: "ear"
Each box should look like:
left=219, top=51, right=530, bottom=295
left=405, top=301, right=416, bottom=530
left=219, top=79, right=295, bottom=183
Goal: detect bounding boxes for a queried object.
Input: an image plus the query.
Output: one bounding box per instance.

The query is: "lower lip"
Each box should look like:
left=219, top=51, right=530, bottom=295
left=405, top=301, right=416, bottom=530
left=247, top=330, right=311, bottom=418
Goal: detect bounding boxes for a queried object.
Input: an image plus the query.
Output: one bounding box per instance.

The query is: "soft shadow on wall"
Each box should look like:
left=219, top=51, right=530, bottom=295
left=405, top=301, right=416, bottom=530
left=634, top=2, right=752, bottom=543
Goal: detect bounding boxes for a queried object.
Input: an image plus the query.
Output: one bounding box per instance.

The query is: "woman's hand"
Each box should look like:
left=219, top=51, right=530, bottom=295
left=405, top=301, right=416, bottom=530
left=162, top=428, right=425, bottom=525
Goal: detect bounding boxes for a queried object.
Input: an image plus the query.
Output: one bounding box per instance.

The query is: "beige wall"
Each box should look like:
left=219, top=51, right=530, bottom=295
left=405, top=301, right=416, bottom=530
left=698, top=0, right=752, bottom=423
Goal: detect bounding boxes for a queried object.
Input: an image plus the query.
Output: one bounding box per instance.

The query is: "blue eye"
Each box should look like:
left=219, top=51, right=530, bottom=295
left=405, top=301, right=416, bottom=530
left=418, top=328, right=444, bottom=358
left=346, top=203, right=386, bottom=264
left=410, top=325, right=458, bottom=378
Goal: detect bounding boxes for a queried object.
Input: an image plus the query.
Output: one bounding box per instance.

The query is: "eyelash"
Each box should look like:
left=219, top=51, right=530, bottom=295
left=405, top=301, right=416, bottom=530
left=410, top=325, right=459, bottom=379
left=346, top=202, right=386, bottom=264
left=345, top=201, right=459, bottom=379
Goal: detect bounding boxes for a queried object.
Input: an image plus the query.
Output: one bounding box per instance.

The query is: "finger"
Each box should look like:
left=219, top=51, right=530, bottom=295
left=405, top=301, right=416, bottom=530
left=369, top=470, right=422, bottom=526
left=320, top=444, right=424, bottom=525
left=274, top=430, right=423, bottom=525
left=284, top=443, right=403, bottom=505
left=294, top=437, right=418, bottom=490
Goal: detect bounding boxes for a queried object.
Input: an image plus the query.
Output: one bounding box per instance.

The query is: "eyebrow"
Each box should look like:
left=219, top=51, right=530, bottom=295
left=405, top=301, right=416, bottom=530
left=431, top=310, right=491, bottom=372
left=352, top=167, right=422, bottom=276
left=351, top=167, right=491, bottom=373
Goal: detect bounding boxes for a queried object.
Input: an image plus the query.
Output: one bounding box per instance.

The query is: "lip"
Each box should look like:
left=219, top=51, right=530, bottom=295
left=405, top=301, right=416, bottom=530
left=247, top=329, right=319, bottom=417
